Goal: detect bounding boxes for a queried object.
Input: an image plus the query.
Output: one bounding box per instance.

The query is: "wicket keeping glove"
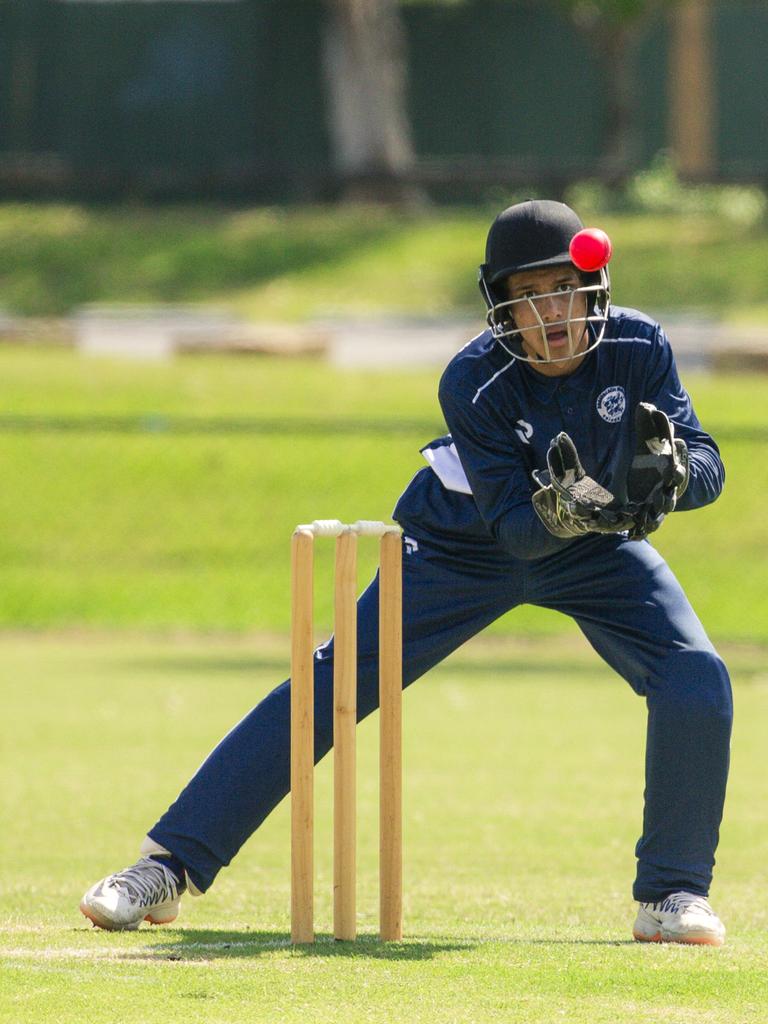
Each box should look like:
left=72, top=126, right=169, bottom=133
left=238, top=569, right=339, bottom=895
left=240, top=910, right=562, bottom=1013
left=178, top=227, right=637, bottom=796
left=532, top=432, right=637, bottom=539
left=625, top=403, right=690, bottom=540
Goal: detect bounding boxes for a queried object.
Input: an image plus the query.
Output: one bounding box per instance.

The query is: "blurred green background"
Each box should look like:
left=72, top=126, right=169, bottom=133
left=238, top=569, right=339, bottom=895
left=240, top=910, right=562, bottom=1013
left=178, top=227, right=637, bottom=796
left=2, top=3, right=768, bottom=1016
left=1, top=187, right=767, bottom=322
left=2, top=200, right=766, bottom=642
left=2, top=149, right=768, bottom=644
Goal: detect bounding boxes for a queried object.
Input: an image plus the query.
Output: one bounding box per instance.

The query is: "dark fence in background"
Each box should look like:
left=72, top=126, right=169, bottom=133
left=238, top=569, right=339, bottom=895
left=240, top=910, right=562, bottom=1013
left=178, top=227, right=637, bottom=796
left=0, top=0, right=329, bottom=199
left=406, top=2, right=668, bottom=182
left=716, top=2, right=768, bottom=180
left=0, top=0, right=765, bottom=201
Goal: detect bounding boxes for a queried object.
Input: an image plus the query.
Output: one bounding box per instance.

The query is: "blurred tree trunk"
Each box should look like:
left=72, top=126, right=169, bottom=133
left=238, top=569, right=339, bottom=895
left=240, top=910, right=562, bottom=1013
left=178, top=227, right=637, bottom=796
left=563, top=1, right=669, bottom=186
left=322, top=0, right=424, bottom=204
left=668, top=0, right=714, bottom=179
left=600, top=19, right=637, bottom=184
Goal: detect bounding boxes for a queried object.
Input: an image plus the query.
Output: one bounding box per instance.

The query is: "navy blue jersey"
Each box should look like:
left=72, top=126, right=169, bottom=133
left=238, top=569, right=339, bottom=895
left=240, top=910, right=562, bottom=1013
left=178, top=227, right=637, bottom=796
left=394, top=306, right=724, bottom=560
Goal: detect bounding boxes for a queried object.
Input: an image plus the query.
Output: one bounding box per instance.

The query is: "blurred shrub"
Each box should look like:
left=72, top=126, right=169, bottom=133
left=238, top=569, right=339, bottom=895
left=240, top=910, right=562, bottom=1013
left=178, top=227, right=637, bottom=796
left=566, top=152, right=767, bottom=227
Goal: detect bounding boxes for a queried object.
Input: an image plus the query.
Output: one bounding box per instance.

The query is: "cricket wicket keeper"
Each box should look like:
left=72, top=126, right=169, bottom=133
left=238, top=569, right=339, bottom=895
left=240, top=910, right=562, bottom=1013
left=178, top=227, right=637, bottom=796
left=81, top=200, right=732, bottom=945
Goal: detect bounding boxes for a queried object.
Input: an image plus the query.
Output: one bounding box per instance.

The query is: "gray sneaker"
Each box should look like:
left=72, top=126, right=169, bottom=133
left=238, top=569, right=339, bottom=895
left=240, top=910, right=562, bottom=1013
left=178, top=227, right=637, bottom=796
left=80, top=855, right=185, bottom=931
left=633, top=891, right=725, bottom=946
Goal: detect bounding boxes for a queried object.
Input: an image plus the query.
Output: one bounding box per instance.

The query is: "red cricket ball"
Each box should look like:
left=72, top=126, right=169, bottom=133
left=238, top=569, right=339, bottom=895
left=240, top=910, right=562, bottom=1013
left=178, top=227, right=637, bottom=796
left=569, top=228, right=613, bottom=272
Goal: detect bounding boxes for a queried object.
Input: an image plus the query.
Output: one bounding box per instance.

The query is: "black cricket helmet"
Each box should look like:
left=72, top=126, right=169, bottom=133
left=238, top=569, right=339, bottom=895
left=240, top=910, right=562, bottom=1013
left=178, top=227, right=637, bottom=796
left=478, top=199, right=611, bottom=364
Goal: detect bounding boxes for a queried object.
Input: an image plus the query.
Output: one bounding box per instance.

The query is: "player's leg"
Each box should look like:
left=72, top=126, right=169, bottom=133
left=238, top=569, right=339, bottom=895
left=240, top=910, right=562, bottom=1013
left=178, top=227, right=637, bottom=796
left=531, top=533, right=732, bottom=944
left=81, top=534, right=521, bottom=929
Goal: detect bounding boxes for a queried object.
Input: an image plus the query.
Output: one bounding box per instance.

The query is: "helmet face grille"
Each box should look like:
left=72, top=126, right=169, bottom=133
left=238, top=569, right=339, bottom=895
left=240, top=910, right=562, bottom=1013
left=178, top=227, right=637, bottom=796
left=485, top=269, right=611, bottom=365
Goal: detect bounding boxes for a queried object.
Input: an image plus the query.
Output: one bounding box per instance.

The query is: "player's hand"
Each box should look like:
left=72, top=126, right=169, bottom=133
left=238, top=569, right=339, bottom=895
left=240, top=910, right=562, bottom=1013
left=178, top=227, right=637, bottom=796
left=625, top=403, right=689, bottom=540
left=532, top=432, right=637, bottom=539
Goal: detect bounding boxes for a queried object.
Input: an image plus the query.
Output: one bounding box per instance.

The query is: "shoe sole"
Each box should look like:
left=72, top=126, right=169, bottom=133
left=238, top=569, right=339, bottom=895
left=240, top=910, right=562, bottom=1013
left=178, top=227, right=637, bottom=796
left=633, top=929, right=724, bottom=947
left=79, top=901, right=178, bottom=931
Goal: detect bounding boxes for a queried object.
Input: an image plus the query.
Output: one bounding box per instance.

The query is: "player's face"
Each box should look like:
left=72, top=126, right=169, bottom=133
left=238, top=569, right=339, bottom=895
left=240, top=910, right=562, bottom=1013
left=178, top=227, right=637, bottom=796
left=504, top=265, right=589, bottom=378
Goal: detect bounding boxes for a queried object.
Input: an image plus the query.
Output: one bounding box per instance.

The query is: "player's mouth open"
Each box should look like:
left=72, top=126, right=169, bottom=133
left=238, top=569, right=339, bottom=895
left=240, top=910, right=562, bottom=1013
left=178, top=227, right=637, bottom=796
left=545, top=329, right=569, bottom=345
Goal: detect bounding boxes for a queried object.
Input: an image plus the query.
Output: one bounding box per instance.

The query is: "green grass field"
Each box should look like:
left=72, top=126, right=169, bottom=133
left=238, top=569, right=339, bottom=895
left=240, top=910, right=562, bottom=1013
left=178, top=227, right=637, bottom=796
left=2, top=342, right=768, bottom=1022
left=2, top=633, right=767, bottom=1024
left=1, top=346, right=767, bottom=640
left=0, top=202, right=766, bottom=323
left=1, top=184, right=768, bottom=1015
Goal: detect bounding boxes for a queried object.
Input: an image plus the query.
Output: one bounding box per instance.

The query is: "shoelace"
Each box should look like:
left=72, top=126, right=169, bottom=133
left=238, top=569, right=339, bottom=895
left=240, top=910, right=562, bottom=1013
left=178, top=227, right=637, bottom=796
left=109, top=857, right=179, bottom=907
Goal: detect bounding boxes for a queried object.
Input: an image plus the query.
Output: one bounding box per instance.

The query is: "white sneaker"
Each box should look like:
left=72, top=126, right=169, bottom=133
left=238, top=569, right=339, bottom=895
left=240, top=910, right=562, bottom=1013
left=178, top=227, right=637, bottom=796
left=633, top=891, right=725, bottom=946
left=80, top=855, right=185, bottom=931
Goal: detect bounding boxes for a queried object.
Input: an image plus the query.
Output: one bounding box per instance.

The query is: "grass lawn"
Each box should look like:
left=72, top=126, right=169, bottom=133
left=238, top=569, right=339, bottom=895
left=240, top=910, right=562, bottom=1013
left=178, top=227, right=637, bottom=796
left=2, top=632, right=767, bottom=1024
left=0, top=202, right=766, bottom=323
left=1, top=346, right=766, bottom=641
left=2, top=194, right=766, bottom=1021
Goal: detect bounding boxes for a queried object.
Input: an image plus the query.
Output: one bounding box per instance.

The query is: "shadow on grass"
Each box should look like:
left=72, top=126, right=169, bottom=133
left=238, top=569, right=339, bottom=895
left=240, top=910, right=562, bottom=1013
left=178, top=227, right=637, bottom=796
left=127, top=929, right=471, bottom=961
left=119, top=654, right=290, bottom=675
left=107, top=929, right=636, bottom=962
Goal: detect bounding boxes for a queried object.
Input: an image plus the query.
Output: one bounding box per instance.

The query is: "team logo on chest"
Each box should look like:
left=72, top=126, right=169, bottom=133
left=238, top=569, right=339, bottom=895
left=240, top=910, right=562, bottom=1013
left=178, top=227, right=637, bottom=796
left=596, top=386, right=626, bottom=424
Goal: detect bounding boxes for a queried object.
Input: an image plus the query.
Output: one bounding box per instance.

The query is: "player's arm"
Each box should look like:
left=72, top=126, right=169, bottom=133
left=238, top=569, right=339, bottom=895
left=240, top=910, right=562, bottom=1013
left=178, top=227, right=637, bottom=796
left=438, top=377, right=578, bottom=559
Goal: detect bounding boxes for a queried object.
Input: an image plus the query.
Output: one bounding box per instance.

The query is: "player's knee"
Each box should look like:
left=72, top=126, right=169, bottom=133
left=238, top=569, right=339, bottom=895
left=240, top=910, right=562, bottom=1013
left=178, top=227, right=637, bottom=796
left=660, top=648, right=732, bottom=721
left=701, top=651, right=733, bottom=722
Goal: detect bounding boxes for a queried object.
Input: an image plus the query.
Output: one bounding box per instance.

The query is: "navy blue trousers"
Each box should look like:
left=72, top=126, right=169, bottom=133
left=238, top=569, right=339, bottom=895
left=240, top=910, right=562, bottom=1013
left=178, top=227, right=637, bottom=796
left=150, top=532, right=732, bottom=903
